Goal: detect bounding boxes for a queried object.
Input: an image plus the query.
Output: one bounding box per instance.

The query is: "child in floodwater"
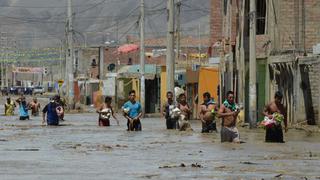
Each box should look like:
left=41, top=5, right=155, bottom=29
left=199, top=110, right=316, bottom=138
left=97, top=96, right=119, bottom=126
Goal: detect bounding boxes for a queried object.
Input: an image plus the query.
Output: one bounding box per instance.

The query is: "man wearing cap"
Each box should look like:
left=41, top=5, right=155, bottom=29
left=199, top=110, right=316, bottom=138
left=42, top=95, right=61, bottom=126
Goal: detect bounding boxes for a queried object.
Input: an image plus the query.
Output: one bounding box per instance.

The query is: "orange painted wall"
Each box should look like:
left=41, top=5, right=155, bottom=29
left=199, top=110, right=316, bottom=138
left=198, top=67, right=219, bottom=104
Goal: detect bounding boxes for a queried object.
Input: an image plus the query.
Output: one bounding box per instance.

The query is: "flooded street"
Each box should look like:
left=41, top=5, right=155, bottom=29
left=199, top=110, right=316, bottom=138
left=0, top=102, right=320, bottom=179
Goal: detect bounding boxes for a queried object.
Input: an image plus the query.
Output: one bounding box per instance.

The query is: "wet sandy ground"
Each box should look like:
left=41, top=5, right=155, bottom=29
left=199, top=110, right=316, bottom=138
left=0, top=101, right=320, bottom=179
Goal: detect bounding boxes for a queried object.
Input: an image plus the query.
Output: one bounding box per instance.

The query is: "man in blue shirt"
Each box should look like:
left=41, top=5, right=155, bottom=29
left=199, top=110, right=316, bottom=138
left=42, top=95, right=61, bottom=126
left=122, top=90, right=142, bottom=131
left=16, top=95, right=29, bottom=120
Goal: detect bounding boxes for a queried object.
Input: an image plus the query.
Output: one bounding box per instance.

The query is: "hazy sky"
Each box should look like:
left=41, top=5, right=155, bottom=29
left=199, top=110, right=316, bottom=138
left=0, top=0, right=210, bottom=48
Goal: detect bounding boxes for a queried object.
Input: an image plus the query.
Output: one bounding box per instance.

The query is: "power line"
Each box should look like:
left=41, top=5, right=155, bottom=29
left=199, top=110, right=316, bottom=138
left=117, top=20, right=140, bottom=42
left=0, top=0, right=120, bottom=9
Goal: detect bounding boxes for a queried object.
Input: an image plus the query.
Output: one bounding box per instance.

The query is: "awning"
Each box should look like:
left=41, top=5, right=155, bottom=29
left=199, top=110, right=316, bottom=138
left=117, top=44, right=139, bottom=54
left=117, top=64, right=157, bottom=80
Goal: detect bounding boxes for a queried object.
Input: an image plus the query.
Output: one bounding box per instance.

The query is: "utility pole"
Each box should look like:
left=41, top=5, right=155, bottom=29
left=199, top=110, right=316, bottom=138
left=228, top=0, right=233, bottom=91
left=140, top=0, right=145, bottom=115
left=198, top=23, right=201, bottom=65
left=0, top=32, right=4, bottom=91
left=249, top=0, right=257, bottom=128
left=59, top=40, right=63, bottom=79
left=175, top=0, right=181, bottom=61
left=99, top=47, right=104, bottom=80
left=66, top=0, right=74, bottom=107
left=5, top=36, right=9, bottom=88
left=166, top=0, right=175, bottom=94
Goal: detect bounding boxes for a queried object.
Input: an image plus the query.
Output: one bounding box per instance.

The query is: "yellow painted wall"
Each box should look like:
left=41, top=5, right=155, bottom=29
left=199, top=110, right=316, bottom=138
left=132, top=78, right=140, bottom=101
left=198, top=67, right=219, bottom=104
left=160, top=66, right=167, bottom=112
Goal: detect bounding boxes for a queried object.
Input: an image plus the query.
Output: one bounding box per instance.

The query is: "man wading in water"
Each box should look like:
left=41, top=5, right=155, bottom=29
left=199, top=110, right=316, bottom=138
left=262, top=91, right=287, bottom=143
left=42, top=95, right=62, bottom=126
left=218, top=91, right=240, bottom=143
left=29, top=97, right=41, bottom=116
left=97, top=96, right=119, bottom=126
left=122, top=90, right=142, bottom=131
left=16, top=95, right=30, bottom=120
left=162, top=91, right=177, bottom=129
left=200, top=92, right=217, bottom=133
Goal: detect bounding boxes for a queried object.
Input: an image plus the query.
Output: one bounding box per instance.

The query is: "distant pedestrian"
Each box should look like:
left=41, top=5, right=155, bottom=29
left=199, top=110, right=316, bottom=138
left=218, top=91, right=240, bottom=143
left=29, top=97, right=41, bottom=116
left=4, top=97, right=16, bottom=116
left=122, top=90, right=142, bottom=131
left=200, top=92, right=217, bottom=133
left=162, top=91, right=178, bottom=129
left=42, top=95, right=62, bottom=126
left=16, top=95, right=30, bottom=120
left=262, top=91, right=287, bottom=143
left=97, top=96, right=119, bottom=126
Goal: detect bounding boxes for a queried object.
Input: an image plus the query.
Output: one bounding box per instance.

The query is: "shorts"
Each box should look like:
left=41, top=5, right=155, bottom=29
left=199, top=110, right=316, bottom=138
left=265, top=125, right=284, bottom=143
left=47, top=122, right=59, bottom=126
left=19, top=116, right=30, bottom=120
left=166, top=118, right=177, bottom=129
left=221, top=126, right=240, bottom=143
left=127, top=119, right=142, bottom=131
left=32, top=112, right=39, bottom=116
left=99, top=118, right=110, bottom=126
left=202, top=121, right=217, bottom=133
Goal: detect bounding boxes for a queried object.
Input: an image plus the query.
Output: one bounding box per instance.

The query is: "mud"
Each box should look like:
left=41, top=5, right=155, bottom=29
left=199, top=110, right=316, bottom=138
left=0, top=101, right=319, bottom=179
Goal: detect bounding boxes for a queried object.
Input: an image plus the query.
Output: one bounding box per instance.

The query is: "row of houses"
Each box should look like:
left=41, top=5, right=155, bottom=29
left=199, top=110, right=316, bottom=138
left=210, top=0, right=320, bottom=125
left=71, top=36, right=219, bottom=118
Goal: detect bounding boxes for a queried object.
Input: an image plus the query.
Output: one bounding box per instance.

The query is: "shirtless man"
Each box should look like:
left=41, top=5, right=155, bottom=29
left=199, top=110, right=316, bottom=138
left=217, top=91, right=240, bottom=143
left=200, top=92, right=217, bottom=133
left=29, top=97, right=41, bottom=116
left=97, top=96, right=119, bottom=126
left=262, top=91, right=287, bottom=143
left=177, top=94, right=191, bottom=120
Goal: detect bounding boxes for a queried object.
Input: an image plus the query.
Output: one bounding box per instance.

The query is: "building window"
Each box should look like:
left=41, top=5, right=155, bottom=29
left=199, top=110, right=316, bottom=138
left=91, top=59, right=97, bottom=67
left=256, top=0, right=266, bottom=35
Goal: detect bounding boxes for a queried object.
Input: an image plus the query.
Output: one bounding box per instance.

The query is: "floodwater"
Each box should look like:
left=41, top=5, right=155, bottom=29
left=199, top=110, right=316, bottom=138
left=0, top=100, right=320, bottom=179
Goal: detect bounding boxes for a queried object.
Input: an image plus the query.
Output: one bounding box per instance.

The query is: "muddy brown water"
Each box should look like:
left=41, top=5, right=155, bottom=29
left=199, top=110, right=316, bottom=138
left=0, top=102, right=319, bottom=179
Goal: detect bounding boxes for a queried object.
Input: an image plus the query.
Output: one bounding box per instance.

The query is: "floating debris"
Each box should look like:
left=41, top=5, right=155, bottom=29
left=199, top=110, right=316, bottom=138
left=13, top=148, right=39, bottom=151
left=240, top=161, right=258, bottom=165
left=159, top=163, right=202, bottom=169
left=191, top=163, right=203, bottom=168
